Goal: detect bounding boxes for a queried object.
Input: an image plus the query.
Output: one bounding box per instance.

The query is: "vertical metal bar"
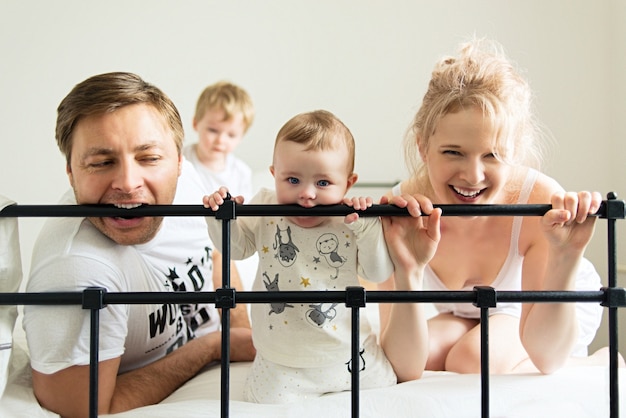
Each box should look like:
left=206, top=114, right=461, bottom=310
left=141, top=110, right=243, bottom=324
left=221, top=217, right=231, bottom=418
left=351, top=306, right=360, bottom=418
left=346, top=286, right=366, bottom=418
left=83, top=287, right=106, bottom=418
left=474, top=286, right=495, bottom=418
left=89, top=307, right=100, bottom=418
left=480, top=307, right=489, bottom=418
left=606, top=204, right=619, bottom=418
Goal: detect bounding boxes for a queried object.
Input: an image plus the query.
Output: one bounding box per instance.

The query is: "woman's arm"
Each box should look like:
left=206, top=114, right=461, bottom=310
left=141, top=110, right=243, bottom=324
left=520, top=190, right=602, bottom=373
left=378, top=194, right=441, bottom=381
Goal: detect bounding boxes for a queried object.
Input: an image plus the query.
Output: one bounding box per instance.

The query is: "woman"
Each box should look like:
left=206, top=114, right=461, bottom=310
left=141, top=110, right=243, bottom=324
left=378, top=38, right=606, bottom=381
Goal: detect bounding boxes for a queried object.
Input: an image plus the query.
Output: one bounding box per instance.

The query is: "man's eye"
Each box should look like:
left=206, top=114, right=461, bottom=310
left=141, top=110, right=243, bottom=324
left=88, top=160, right=113, bottom=168
left=288, top=177, right=299, bottom=185
left=141, top=156, right=161, bottom=163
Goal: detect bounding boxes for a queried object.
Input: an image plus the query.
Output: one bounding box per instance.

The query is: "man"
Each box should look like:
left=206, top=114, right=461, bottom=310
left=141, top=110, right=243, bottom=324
left=23, top=72, right=254, bottom=417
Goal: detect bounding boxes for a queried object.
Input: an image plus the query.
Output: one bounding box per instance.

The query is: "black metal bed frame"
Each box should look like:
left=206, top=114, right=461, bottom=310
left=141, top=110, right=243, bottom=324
left=1, top=194, right=625, bottom=418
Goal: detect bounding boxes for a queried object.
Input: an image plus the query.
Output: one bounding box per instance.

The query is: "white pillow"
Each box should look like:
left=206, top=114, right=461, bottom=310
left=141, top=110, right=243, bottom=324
left=0, top=196, right=23, bottom=399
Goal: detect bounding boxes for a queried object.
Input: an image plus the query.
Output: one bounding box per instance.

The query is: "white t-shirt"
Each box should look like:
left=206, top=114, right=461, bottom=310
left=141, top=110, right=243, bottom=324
left=183, top=144, right=253, bottom=200
left=24, top=160, right=219, bottom=374
left=206, top=188, right=393, bottom=368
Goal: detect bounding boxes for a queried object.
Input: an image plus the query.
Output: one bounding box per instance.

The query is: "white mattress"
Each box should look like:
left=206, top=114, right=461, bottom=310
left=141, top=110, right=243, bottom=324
left=2, top=340, right=623, bottom=418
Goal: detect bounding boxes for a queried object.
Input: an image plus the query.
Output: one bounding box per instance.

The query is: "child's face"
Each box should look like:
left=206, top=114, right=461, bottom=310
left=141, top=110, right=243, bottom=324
left=421, top=106, right=511, bottom=205
left=193, top=108, right=246, bottom=165
left=270, top=139, right=357, bottom=228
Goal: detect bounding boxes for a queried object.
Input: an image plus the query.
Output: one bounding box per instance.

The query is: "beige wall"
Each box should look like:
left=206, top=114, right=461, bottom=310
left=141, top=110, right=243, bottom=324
left=0, top=0, right=623, bottom=354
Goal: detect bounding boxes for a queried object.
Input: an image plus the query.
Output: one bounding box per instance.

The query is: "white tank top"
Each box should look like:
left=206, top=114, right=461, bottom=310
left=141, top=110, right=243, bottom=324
left=393, top=168, right=538, bottom=318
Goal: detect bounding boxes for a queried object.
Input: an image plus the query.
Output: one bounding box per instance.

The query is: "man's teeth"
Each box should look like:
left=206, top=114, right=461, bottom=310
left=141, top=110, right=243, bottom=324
left=114, top=203, right=143, bottom=209
left=453, top=187, right=481, bottom=198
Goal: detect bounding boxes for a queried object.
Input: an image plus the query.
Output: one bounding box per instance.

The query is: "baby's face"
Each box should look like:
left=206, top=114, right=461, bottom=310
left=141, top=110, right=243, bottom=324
left=270, top=140, right=355, bottom=228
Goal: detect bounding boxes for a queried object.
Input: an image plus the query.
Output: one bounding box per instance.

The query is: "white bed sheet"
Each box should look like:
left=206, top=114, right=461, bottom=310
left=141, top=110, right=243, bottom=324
left=2, top=339, right=623, bottom=418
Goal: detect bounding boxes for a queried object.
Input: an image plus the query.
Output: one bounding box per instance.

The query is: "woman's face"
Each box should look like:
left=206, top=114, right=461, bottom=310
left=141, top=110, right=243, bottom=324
left=420, top=106, right=511, bottom=205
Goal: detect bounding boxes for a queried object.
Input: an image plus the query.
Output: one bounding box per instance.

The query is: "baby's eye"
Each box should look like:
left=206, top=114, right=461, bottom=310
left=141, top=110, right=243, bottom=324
left=443, top=149, right=462, bottom=156
left=287, top=177, right=299, bottom=185
left=317, top=180, right=330, bottom=187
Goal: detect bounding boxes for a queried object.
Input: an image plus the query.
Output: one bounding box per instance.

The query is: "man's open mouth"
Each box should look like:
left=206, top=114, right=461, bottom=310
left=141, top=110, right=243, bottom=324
left=112, top=203, right=144, bottom=219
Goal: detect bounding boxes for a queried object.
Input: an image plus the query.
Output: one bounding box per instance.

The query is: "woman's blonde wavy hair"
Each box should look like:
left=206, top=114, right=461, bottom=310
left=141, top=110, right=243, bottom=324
left=404, top=38, right=552, bottom=188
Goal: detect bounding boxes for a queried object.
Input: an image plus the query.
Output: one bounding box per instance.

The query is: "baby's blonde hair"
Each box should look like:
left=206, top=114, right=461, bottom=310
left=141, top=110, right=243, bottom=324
left=274, top=110, right=356, bottom=174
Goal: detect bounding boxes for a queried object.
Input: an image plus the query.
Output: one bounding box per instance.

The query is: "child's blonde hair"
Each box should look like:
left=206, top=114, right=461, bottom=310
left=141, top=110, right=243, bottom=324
left=274, top=110, right=356, bottom=174
left=193, top=81, right=255, bottom=132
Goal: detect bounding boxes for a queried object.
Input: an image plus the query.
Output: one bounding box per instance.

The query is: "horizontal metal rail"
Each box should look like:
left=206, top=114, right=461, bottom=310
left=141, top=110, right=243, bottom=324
left=3, top=287, right=624, bottom=418
left=0, top=199, right=623, bottom=219
left=0, top=289, right=614, bottom=306
left=2, top=195, right=624, bottom=417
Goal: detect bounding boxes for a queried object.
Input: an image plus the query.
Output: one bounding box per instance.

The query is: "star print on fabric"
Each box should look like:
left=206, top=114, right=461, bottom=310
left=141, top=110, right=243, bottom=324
left=300, top=277, right=311, bottom=287
left=186, top=257, right=193, bottom=265
left=269, top=325, right=273, bottom=330
left=167, top=268, right=179, bottom=280
left=345, top=242, right=351, bottom=248
left=262, top=246, right=269, bottom=253
left=313, top=256, right=321, bottom=263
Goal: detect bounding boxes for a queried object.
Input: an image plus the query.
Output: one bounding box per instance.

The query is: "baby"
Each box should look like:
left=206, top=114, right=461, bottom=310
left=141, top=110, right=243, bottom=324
left=204, top=110, right=397, bottom=403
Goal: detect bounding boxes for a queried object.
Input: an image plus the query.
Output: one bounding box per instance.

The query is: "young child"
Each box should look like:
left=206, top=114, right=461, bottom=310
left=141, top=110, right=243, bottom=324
left=204, top=110, right=397, bottom=403
left=183, top=81, right=255, bottom=200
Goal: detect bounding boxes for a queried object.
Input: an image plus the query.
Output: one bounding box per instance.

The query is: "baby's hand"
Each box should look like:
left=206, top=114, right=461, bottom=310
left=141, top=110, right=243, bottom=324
left=343, top=196, right=373, bottom=224
left=203, top=187, right=244, bottom=211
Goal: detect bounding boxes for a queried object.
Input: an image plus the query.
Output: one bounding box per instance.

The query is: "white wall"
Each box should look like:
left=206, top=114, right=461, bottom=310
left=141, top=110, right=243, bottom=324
left=1, top=1, right=624, bottom=352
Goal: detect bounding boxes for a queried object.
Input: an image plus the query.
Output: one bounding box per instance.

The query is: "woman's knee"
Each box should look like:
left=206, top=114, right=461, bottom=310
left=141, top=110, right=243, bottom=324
left=445, top=340, right=482, bottom=373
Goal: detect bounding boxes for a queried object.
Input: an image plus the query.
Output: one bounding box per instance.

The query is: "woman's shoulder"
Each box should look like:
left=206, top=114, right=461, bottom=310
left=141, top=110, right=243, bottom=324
left=515, top=170, right=561, bottom=254
left=527, top=170, right=564, bottom=204
left=388, top=177, right=426, bottom=197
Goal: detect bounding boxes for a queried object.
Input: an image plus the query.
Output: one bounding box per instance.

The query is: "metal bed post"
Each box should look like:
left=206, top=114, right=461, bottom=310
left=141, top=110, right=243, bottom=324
left=346, top=286, right=366, bottom=418
left=601, top=192, right=626, bottom=418
left=216, top=199, right=237, bottom=418
left=474, top=286, right=497, bottom=418
left=82, top=286, right=107, bottom=418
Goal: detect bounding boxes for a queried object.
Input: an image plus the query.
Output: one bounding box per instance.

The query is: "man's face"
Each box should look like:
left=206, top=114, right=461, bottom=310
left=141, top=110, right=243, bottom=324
left=67, top=103, right=182, bottom=245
